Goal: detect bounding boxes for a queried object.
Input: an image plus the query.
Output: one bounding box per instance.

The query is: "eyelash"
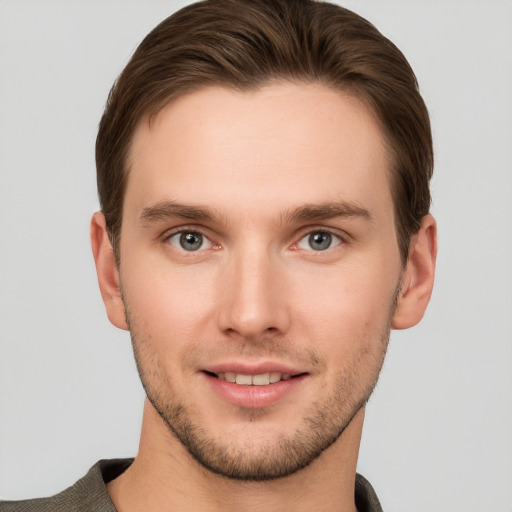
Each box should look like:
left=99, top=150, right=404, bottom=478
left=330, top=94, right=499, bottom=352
left=165, top=228, right=217, bottom=252
left=295, top=230, right=344, bottom=252
left=163, top=227, right=347, bottom=253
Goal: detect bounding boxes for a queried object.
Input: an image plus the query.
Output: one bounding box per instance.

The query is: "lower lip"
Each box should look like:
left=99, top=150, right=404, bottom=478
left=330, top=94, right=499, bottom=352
left=203, top=373, right=308, bottom=408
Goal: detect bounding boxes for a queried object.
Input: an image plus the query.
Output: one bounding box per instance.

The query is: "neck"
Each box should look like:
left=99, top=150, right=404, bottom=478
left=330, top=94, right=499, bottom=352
left=107, top=400, right=364, bottom=512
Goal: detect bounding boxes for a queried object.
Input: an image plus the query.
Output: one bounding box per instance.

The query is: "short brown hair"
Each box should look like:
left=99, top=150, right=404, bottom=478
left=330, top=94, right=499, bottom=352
left=96, top=0, right=433, bottom=264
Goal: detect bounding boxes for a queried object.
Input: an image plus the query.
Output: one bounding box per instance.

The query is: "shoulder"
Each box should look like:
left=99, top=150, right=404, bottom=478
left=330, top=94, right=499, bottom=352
left=355, top=473, right=384, bottom=512
left=0, top=459, right=133, bottom=512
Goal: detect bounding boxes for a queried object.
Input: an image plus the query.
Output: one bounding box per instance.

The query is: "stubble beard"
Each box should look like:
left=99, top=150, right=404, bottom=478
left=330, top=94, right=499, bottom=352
left=125, top=292, right=397, bottom=482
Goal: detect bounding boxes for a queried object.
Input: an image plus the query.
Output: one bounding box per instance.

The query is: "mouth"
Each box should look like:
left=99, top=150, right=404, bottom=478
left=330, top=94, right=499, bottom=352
left=202, top=367, right=309, bottom=408
left=204, top=371, right=303, bottom=386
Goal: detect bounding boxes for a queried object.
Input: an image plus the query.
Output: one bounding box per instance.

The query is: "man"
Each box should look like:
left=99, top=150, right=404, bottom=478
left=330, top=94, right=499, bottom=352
left=2, top=0, right=436, bottom=510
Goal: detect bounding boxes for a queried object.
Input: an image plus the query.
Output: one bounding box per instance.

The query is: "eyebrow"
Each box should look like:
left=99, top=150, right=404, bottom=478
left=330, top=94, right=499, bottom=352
left=283, top=201, right=373, bottom=224
left=138, top=201, right=221, bottom=225
left=138, top=200, right=373, bottom=227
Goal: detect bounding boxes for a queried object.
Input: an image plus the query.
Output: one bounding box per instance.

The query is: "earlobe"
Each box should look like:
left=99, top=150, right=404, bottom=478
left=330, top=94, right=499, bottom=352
left=90, top=212, right=129, bottom=331
left=392, top=214, right=437, bottom=330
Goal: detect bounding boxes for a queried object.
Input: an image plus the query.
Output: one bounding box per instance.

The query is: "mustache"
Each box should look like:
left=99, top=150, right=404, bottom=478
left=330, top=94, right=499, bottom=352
left=129, top=323, right=326, bottom=373
left=179, top=337, right=324, bottom=369
left=123, top=296, right=323, bottom=370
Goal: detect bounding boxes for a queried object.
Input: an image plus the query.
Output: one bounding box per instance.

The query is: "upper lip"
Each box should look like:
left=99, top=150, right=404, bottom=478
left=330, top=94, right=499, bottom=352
left=203, top=361, right=308, bottom=376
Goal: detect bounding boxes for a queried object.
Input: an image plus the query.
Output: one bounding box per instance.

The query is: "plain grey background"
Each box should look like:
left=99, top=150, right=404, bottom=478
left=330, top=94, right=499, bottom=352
left=1, top=1, right=511, bottom=510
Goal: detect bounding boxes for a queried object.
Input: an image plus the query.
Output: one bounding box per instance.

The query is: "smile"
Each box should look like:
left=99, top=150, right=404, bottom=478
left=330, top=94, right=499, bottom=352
left=202, top=369, right=308, bottom=408
left=212, top=372, right=293, bottom=385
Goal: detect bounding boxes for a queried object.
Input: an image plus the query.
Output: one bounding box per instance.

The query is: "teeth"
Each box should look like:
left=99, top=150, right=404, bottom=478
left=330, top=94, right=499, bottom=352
left=215, top=372, right=293, bottom=385
left=269, top=372, right=281, bottom=383
left=225, top=372, right=236, bottom=383
left=252, top=373, right=270, bottom=386
left=235, top=374, right=253, bottom=385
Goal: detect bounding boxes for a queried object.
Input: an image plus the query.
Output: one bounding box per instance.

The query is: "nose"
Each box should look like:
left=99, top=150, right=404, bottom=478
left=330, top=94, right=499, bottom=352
left=216, top=245, right=290, bottom=340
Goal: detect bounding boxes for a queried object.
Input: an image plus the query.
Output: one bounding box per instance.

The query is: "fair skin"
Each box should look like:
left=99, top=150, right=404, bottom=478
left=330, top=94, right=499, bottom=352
left=91, top=82, right=436, bottom=512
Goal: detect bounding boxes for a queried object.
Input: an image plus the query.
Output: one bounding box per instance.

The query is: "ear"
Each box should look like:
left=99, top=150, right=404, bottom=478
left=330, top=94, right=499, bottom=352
left=392, top=214, right=437, bottom=330
left=90, top=212, right=129, bottom=330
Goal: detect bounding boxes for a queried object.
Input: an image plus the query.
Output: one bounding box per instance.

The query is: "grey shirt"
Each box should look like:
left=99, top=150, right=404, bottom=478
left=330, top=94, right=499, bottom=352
left=1, top=459, right=384, bottom=512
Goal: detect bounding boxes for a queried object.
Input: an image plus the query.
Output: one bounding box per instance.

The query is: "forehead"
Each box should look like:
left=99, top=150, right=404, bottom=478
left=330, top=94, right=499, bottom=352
left=126, top=82, right=393, bottom=222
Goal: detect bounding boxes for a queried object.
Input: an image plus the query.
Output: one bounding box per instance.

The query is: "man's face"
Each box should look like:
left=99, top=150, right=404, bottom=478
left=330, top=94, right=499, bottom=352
left=118, top=82, right=403, bottom=480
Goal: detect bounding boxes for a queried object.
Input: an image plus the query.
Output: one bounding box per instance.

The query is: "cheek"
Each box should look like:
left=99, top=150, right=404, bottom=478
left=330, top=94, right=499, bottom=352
left=120, top=258, right=218, bottom=343
left=290, top=262, right=397, bottom=353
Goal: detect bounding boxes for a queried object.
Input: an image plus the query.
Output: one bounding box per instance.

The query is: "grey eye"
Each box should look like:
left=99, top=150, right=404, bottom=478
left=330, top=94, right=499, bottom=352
left=297, top=231, right=341, bottom=251
left=309, top=232, right=332, bottom=251
left=169, top=231, right=207, bottom=251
